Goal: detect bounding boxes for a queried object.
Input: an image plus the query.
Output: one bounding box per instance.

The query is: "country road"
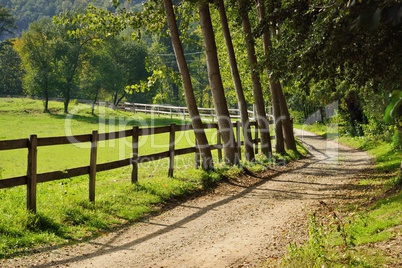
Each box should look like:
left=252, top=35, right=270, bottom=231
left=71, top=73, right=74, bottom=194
left=2, top=129, right=372, bottom=268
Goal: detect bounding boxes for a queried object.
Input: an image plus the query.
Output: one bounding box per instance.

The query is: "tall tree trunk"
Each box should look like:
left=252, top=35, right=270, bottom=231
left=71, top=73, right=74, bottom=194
left=63, top=79, right=72, bottom=114
left=218, top=0, right=254, bottom=161
left=115, top=91, right=127, bottom=110
left=257, top=0, right=297, bottom=151
left=92, top=86, right=100, bottom=115
left=256, top=0, right=284, bottom=154
left=163, top=0, right=214, bottom=169
left=113, top=90, right=118, bottom=109
left=277, top=82, right=297, bottom=150
left=238, top=0, right=272, bottom=157
left=199, top=2, right=238, bottom=165
left=269, top=82, right=285, bottom=153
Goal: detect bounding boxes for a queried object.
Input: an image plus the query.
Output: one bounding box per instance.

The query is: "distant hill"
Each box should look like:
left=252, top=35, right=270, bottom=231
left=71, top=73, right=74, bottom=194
left=0, top=0, right=145, bottom=39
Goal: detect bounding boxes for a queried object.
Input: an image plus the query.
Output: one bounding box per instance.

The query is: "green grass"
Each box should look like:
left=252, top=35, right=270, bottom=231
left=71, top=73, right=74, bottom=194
left=281, top=123, right=402, bottom=267
left=0, top=98, right=193, bottom=178
left=294, top=122, right=340, bottom=139
left=0, top=97, right=303, bottom=258
left=340, top=136, right=401, bottom=175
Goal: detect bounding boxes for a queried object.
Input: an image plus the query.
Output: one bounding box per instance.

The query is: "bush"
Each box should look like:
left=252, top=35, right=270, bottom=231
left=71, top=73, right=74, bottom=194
left=289, top=109, right=305, bottom=124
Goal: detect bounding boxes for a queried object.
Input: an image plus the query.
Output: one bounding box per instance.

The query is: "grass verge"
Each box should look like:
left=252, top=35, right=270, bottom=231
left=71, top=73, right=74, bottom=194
left=280, top=123, right=402, bottom=267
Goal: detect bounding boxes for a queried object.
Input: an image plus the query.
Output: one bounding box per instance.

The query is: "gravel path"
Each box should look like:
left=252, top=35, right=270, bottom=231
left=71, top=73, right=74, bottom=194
left=1, top=130, right=373, bottom=268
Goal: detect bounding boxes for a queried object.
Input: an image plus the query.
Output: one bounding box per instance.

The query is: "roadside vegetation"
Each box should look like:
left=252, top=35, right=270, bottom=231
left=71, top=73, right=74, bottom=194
left=0, top=98, right=304, bottom=258
left=280, top=123, right=402, bottom=268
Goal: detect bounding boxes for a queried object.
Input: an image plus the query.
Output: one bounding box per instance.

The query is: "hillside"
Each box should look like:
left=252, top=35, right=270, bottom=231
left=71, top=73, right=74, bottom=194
left=0, top=0, right=145, bottom=39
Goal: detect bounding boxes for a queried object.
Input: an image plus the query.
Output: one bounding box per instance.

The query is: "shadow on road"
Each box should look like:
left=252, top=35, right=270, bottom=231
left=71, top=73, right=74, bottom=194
left=29, top=132, right=373, bottom=268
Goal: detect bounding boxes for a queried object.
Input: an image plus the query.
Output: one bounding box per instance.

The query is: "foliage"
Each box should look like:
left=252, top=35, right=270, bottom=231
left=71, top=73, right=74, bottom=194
left=268, top=0, right=402, bottom=138
left=0, top=41, right=23, bottom=95
left=15, top=18, right=58, bottom=112
left=384, top=90, right=402, bottom=124
left=0, top=4, right=16, bottom=42
left=81, top=36, right=150, bottom=108
left=1, top=0, right=144, bottom=37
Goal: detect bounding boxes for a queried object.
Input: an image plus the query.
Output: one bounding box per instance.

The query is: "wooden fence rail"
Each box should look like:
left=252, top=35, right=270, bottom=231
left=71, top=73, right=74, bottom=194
left=0, top=121, right=265, bottom=213
left=116, top=102, right=275, bottom=122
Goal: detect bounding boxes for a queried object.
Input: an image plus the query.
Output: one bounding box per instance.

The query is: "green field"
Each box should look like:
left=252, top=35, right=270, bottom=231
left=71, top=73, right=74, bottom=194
left=0, top=98, right=199, bottom=178
left=0, top=98, right=207, bottom=257
left=0, top=97, right=291, bottom=258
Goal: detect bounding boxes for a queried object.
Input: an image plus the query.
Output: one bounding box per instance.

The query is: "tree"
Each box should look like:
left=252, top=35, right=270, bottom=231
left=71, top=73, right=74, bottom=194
left=355, top=1, right=402, bottom=187
left=256, top=0, right=297, bottom=152
left=163, top=0, right=214, bottom=170
left=108, top=37, right=149, bottom=108
left=53, top=12, right=93, bottom=114
left=16, top=18, right=57, bottom=112
left=0, top=41, right=24, bottom=96
left=79, top=44, right=108, bottom=114
left=0, top=4, right=16, bottom=42
left=142, top=34, right=181, bottom=105
left=271, top=0, right=401, bottom=135
left=237, top=0, right=272, bottom=157
left=217, top=0, right=254, bottom=161
left=0, top=4, right=16, bottom=60
left=199, top=1, right=238, bottom=165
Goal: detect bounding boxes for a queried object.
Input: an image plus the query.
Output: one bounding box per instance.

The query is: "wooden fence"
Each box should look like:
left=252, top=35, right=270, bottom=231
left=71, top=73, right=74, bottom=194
left=0, top=121, right=264, bottom=213
left=116, top=102, right=274, bottom=122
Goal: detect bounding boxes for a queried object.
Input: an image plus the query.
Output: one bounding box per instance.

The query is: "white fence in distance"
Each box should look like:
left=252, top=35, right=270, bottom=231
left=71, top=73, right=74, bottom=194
left=116, top=102, right=273, bottom=122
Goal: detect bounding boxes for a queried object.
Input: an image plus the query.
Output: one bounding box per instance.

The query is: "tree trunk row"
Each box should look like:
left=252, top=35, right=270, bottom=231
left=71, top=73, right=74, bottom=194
left=163, top=0, right=298, bottom=170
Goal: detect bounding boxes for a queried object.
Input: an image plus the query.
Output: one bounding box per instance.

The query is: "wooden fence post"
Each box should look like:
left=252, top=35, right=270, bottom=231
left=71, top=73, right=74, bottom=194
left=168, top=124, right=176, bottom=177
left=89, top=130, right=98, bottom=202
left=236, top=121, right=242, bottom=160
left=131, top=126, right=139, bottom=183
left=217, top=127, right=222, bottom=163
left=27, top=134, right=37, bottom=213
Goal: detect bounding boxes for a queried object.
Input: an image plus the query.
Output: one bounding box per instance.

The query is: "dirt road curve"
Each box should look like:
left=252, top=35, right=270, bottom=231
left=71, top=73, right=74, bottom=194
left=2, top=130, right=372, bottom=268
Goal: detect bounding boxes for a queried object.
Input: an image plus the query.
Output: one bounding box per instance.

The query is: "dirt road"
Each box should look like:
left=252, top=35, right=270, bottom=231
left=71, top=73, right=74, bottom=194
left=2, top=130, right=372, bottom=267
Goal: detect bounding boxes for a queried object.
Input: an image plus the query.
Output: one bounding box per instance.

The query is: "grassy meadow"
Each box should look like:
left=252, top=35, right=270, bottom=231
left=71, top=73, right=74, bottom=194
left=0, top=97, right=297, bottom=258
left=0, top=98, right=197, bottom=178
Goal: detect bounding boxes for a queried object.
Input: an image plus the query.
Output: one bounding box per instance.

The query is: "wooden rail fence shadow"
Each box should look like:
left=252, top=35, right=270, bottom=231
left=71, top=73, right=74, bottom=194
left=0, top=121, right=265, bottom=213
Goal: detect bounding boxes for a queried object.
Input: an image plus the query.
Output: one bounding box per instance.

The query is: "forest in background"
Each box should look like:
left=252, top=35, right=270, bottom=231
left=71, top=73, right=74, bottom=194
left=0, top=0, right=145, bottom=38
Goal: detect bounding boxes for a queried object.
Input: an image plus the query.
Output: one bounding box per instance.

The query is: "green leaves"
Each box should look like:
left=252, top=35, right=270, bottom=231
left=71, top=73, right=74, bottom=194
left=0, top=4, right=17, bottom=39
left=125, top=70, right=164, bottom=94
left=384, top=90, right=402, bottom=123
